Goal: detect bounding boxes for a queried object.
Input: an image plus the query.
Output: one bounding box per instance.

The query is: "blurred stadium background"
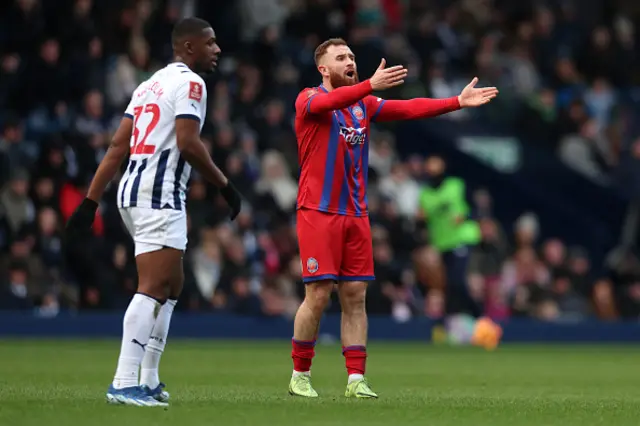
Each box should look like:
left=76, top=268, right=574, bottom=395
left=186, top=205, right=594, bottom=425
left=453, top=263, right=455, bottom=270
left=1, top=0, right=640, bottom=424
left=2, top=0, right=640, bottom=331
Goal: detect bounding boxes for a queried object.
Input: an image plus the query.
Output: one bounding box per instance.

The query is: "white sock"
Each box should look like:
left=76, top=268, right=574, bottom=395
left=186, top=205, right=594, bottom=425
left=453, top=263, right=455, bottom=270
left=348, top=373, right=364, bottom=384
left=140, top=298, right=177, bottom=389
left=292, top=370, right=310, bottom=378
left=112, top=293, right=160, bottom=389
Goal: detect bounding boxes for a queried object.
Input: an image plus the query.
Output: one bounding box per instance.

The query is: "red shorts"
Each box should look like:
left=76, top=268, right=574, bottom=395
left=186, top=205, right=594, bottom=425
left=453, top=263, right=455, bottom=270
left=296, top=208, right=374, bottom=283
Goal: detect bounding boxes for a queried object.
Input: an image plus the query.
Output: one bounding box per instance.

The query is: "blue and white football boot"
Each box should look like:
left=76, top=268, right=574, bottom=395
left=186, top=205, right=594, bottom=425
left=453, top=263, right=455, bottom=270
left=142, top=382, right=170, bottom=403
left=106, top=384, right=168, bottom=407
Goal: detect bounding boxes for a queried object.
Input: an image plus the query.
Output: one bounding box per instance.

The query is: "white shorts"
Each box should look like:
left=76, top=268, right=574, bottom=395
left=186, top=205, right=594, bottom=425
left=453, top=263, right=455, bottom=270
left=119, top=207, right=188, bottom=257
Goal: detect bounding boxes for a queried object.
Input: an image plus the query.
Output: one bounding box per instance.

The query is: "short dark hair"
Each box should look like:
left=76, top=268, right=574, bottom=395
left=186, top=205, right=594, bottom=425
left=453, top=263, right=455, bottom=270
left=314, top=38, right=348, bottom=65
left=171, top=17, right=212, bottom=45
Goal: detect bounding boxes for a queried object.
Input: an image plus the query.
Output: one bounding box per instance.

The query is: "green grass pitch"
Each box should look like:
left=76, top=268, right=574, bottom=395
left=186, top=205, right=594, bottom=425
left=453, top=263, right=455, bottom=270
left=0, top=340, right=638, bottom=425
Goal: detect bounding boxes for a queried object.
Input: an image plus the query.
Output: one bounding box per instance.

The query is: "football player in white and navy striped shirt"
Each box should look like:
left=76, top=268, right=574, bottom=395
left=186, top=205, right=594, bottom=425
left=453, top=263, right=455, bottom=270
left=66, top=17, right=242, bottom=407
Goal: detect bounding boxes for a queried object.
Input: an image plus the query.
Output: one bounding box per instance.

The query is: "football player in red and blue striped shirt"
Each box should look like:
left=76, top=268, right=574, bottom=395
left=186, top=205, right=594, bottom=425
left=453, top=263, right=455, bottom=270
left=289, top=38, right=499, bottom=399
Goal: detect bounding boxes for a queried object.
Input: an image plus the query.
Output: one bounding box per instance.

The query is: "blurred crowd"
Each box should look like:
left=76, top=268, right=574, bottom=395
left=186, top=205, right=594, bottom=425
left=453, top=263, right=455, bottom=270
left=1, top=0, right=639, bottom=320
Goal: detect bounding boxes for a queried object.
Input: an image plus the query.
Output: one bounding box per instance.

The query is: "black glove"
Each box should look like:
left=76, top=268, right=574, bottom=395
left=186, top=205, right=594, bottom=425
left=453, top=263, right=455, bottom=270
left=65, top=198, right=98, bottom=238
left=220, top=180, right=242, bottom=220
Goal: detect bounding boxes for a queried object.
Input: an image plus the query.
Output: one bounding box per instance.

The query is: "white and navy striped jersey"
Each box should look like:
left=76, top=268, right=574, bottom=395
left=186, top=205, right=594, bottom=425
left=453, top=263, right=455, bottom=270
left=117, top=62, right=207, bottom=211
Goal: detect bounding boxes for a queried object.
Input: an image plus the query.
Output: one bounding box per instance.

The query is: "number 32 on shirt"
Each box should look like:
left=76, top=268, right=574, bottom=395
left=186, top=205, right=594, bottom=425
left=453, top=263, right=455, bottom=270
left=130, top=103, right=160, bottom=155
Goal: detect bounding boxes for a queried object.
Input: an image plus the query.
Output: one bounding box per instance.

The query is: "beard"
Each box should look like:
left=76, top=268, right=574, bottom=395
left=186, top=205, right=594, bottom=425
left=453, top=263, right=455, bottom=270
left=329, top=69, right=359, bottom=88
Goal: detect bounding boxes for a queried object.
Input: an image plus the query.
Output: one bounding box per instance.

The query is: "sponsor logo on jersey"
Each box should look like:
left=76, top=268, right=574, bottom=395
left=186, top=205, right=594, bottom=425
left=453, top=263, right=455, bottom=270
left=352, top=105, right=364, bottom=120
left=189, top=81, right=202, bottom=101
left=306, top=88, right=318, bottom=98
left=339, top=126, right=367, bottom=145
left=306, top=257, right=319, bottom=274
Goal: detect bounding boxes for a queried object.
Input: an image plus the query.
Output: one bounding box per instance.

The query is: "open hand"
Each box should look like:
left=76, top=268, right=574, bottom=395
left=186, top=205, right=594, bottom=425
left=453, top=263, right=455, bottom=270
left=369, top=59, right=408, bottom=91
left=458, top=77, right=499, bottom=108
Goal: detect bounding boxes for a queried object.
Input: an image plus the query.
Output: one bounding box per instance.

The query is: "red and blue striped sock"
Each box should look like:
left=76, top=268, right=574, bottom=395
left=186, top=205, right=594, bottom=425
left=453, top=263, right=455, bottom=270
left=292, top=338, right=316, bottom=374
left=342, top=345, right=366, bottom=380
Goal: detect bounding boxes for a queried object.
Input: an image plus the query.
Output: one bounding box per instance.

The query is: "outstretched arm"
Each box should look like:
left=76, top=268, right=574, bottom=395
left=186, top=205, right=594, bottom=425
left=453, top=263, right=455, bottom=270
left=370, top=77, right=498, bottom=123
left=86, top=117, right=132, bottom=202
left=301, top=59, right=408, bottom=115
left=371, top=97, right=461, bottom=122
left=308, top=81, right=374, bottom=114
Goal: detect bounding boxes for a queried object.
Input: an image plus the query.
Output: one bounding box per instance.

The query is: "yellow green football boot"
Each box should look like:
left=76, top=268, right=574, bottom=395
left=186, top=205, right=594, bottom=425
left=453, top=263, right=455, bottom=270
left=345, top=378, right=378, bottom=399
left=288, top=374, right=318, bottom=398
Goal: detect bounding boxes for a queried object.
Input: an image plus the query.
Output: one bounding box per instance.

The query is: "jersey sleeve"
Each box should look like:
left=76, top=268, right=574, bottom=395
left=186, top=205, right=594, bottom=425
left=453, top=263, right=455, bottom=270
left=174, top=76, right=207, bottom=122
left=295, top=88, right=320, bottom=118
left=297, top=82, right=373, bottom=117
left=365, top=95, right=460, bottom=122
left=123, top=96, right=136, bottom=120
left=364, top=95, right=386, bottom=123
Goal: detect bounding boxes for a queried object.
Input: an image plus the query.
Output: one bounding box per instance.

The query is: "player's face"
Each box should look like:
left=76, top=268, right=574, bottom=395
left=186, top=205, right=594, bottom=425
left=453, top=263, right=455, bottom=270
left=320, top=44, right=359, bottom=88
left=192, top=27, right=221, bottom=74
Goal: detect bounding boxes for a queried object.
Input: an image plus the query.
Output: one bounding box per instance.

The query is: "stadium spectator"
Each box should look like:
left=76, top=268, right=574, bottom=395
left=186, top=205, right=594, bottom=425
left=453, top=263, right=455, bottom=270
left=0, top=261, right=33, bottom=311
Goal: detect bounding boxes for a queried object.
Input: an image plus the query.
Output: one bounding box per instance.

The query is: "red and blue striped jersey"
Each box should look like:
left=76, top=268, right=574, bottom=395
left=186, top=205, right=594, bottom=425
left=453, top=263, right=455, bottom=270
left=295, top=84, right=385, bottom=217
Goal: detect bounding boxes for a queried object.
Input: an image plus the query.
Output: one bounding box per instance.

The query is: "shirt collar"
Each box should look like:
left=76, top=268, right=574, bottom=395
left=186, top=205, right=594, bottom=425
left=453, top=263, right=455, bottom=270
left=169, top=62, right=189, bottom=69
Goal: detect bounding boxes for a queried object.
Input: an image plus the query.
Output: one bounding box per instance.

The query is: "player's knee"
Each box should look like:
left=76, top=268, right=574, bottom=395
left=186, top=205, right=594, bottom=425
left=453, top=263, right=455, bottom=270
left=305, top=281, right=333, bottom=314
left=339, top=282, right=367, bottom=313
left=137, top=281, right=168, bottom=302
left=168, top=279, right=184, bottom=300
left=307, top=290, right=331, bottom=313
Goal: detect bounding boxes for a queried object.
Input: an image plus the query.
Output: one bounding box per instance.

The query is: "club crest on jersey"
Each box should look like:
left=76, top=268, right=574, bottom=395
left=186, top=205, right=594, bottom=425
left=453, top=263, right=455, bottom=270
left=352, top=105, right=364, bottom=120
left=189, top=81, right=202, bottom=101
left=306, top=257, right=319, bottom=274
left=339, top=126, right=367, bottom=145
left=306, top=88, right=318, bottom=98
